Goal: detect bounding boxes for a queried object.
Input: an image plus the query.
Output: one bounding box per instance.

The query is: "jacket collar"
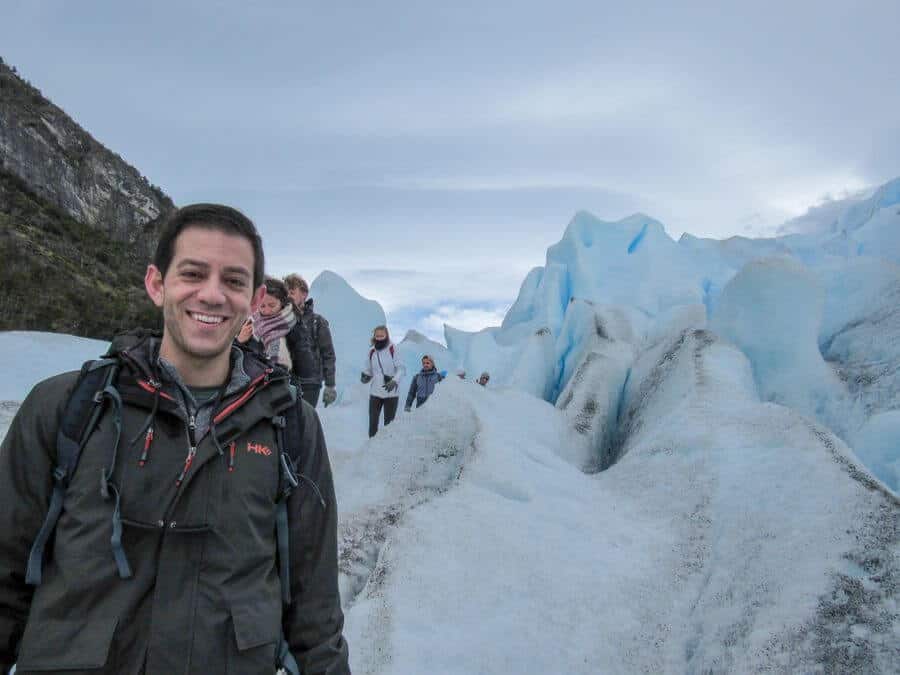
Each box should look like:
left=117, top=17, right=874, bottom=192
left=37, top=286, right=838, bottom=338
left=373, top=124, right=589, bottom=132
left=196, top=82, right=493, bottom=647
left=111, top=330, right=290, bottom=420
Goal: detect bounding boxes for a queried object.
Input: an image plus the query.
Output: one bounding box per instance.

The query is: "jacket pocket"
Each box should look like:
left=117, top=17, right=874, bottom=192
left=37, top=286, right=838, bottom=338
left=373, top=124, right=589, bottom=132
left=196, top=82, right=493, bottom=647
left=227, top=601, right=280, bottom=674
left=16, top=617, right=117, bottom=672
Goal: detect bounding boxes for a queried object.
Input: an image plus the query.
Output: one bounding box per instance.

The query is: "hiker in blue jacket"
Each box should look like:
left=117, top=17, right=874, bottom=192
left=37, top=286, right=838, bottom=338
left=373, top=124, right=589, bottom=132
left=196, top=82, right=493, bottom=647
left=405, top=354, right=444, bottom=412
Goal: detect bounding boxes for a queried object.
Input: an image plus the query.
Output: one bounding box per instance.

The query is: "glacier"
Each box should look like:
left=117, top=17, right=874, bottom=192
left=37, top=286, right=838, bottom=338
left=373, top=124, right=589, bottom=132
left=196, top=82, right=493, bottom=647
left=1, top=175, right=898, bottom=673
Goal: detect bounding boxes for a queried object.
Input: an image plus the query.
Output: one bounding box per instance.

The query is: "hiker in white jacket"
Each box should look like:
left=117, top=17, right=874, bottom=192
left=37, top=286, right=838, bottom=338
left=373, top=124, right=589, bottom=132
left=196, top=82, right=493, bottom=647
left=361, top=325, right=406, bottom=438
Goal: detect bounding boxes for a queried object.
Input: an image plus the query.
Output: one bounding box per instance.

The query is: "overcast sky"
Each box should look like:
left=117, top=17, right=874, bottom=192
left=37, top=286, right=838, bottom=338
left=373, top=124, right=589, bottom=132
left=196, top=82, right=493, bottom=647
left=2, top=1, right=898, bottom=342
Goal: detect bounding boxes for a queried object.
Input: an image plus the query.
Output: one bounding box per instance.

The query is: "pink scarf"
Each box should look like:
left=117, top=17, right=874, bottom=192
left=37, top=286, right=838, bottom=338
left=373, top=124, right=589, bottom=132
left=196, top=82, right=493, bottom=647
left=252, top=304, right=297, bottom=360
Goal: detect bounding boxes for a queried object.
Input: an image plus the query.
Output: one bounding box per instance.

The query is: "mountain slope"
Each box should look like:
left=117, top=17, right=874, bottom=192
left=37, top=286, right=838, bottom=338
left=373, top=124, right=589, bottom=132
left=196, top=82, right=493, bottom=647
left=0, top=58, right=171, bottom=338
left=0, top=168, right=160, bottom=338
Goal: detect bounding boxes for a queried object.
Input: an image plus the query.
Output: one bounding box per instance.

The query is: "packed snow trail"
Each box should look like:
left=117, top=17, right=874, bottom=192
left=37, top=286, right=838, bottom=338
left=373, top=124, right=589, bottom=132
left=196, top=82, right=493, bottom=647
left=325, top=379, right=681, bottom=674
left=324, top=333, right=898, bottom=674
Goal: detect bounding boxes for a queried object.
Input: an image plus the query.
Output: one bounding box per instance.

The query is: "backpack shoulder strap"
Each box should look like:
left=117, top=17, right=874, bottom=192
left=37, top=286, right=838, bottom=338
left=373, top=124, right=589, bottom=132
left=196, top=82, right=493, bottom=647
left=272, top=397, right=323, bottom=606
left=389, top=344, right=394, bottom=357
left=26, top=358, right=120, bottom=585
left=280, top=398, right=307, bottom=466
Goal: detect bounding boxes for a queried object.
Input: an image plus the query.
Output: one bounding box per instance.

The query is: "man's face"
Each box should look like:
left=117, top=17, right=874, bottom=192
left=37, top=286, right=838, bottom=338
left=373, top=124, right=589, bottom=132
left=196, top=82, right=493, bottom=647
left=374, top=329, right=388, bottom=343
left=145, top=226, right=264, bottom=369
left=288, top=286, right=308, bottom=306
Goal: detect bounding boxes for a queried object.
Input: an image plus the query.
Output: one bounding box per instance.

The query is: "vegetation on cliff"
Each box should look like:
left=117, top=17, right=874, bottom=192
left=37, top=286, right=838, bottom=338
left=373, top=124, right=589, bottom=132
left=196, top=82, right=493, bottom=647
left=0, top=168, right=161, bottom=339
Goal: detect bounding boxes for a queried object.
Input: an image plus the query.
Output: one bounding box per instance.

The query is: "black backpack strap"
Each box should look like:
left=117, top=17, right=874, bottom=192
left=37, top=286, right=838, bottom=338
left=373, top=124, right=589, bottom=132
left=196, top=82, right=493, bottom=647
left=26, top=358, right=120, bottom=586
left=271, top=398, right=327, bottom=607
left=272, top=411, right=300, bottom=606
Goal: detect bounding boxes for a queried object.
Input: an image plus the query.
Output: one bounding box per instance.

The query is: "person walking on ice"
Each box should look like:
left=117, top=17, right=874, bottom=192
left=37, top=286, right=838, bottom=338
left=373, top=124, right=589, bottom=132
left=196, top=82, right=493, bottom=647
left=361, top=325, right=404, bottom=438
left=283, top=274, right=337, bottom=409
left=405, top=354, right=444, bottom=412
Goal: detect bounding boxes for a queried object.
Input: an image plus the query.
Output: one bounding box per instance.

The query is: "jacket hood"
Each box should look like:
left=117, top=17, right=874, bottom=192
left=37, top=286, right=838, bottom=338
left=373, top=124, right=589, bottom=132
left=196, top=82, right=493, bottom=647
left=108, top=329, right=273, bottom=381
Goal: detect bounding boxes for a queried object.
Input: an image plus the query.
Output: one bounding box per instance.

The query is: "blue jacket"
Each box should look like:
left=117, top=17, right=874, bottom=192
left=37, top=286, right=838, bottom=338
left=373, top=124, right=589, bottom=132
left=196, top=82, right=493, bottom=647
left=406, top=368, right=444, bottom=409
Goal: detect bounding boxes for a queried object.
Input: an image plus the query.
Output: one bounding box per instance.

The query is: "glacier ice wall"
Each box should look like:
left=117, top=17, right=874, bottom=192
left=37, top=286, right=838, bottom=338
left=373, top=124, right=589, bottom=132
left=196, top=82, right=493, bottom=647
left=442, top=176, right=900, bottom=488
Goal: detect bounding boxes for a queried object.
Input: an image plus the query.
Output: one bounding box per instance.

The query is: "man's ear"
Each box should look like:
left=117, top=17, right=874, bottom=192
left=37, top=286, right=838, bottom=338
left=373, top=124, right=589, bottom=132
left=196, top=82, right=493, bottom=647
left=145, top=264, right=165, bottom=307
left=250, top=284, right=266, bottom=313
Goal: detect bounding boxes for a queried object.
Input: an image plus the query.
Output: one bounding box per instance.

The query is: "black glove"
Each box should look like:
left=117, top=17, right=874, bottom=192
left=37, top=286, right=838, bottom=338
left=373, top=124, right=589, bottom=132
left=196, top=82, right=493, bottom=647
left=383, top=379, right=399, bottom=392
left=361, top=372, right=372, bottom=384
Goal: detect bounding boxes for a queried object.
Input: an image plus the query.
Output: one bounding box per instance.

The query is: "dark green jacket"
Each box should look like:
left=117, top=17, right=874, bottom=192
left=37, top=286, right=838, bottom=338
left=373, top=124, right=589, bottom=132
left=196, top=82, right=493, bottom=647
left=0, top=334, right=349, bottom=674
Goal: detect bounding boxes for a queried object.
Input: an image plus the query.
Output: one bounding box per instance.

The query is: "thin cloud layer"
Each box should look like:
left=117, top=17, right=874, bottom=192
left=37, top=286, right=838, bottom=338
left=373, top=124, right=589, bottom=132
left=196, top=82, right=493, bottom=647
left=2, top=1, right=897, bottom=337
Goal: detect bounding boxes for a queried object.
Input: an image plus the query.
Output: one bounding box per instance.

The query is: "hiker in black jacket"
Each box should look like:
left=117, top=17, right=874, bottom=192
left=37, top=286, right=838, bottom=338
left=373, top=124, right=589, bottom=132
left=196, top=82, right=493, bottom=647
left=284, top=274, right=337, bottom=408
left=0, top=204, right=349, bottom=675
left=405, top=354, right=445, bottom=412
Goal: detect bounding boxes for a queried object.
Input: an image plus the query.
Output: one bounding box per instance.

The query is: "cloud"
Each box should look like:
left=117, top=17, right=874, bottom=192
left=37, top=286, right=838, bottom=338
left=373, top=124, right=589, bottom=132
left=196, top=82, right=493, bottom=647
left=417, top=304, right=511, bottom=342
left=3, top=0, right=899, bottom=342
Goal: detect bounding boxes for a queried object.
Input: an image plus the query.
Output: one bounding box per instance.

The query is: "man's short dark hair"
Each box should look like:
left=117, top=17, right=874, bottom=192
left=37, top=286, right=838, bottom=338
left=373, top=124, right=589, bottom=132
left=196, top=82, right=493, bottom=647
left=153, top=204, right=265, bottom=288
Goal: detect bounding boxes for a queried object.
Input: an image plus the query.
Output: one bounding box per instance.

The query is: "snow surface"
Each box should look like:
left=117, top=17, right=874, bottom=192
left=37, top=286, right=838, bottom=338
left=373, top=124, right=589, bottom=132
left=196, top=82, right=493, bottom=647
left=2, top=175, right=899, bottom=673
left=0, top=331, right=108, bottom=401
left=3, top=332, right=897, bottom=673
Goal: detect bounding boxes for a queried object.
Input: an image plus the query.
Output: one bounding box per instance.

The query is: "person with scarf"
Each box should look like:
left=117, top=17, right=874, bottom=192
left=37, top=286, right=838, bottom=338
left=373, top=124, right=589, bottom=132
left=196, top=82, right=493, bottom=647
left=361, top=325, right=405, bottom=438
left=237, top=277, right=296, bottom=371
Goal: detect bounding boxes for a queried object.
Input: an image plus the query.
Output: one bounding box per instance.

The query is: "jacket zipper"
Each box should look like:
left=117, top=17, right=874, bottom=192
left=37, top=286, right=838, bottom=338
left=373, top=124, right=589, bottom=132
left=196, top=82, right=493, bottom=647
left=164, top=369, right=284, bottom=523
left=175, top=414, right=197, bottom=487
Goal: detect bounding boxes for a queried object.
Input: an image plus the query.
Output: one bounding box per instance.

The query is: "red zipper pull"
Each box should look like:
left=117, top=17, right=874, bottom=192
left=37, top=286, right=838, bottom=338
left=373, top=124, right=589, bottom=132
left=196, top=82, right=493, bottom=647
left=228, top=442, right=236, bottom=473
left=138, top=428, right=153, bottom=466
left=176, top=449, right=196, bottom=487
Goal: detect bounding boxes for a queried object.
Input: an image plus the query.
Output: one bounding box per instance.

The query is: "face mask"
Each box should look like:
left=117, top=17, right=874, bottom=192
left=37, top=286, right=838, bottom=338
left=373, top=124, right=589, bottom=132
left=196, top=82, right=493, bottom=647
left=374, top=337, right=389, bottom=350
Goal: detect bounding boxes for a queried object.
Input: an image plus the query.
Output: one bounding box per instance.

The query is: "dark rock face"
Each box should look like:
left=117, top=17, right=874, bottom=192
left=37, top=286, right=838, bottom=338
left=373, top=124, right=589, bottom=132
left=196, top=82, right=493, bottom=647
left=0, top=58, right=174, bottom=254
left=0, top=57, right=172, bottom=338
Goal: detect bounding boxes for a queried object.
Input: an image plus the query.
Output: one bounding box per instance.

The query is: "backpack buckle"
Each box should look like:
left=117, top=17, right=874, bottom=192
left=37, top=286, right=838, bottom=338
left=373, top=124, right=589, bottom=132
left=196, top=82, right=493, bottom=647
left=51, top=466, right=68, bottom=485
left=280, top=452, right=299, bottom=493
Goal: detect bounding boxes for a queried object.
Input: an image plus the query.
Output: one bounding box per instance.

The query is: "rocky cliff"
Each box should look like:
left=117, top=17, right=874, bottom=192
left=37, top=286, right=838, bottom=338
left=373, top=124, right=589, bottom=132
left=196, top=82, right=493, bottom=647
left=0, top=57, right=172, bottom=338
left=0, top=57, right=173, bottom=258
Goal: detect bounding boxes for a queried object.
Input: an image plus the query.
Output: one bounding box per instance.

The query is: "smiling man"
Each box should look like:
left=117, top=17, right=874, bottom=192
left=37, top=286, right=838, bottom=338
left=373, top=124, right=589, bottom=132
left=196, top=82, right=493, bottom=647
left=0, top=204, right=350, bottom=674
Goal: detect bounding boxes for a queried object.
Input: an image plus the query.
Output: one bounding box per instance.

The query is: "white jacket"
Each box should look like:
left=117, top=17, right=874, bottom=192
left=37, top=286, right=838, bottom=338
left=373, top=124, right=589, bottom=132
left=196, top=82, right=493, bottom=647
left=363, top=343, right=405, bottom=399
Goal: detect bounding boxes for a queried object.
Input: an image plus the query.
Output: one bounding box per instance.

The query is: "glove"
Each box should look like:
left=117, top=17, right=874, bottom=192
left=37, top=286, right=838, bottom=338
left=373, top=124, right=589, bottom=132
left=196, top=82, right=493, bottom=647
left=383, top=379, right=399, bottom=393
left=322, top=386, right=337, bottom=407
left=439, top=370, right=447, bottom=379
left=361, top=372, right=372, bottom=384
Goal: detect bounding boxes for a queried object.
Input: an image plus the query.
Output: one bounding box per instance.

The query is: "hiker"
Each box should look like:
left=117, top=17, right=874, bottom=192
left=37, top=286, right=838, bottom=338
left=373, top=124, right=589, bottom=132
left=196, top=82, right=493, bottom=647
left=0, top=204, right=349, bottom=675
left=405, top=354, right=444, bottom=412
left=283, top=274, right=337, bottom=408
left=236, top=276, right=295, bottom=371
left=477, top=371, right=491, bottom=386
left=361, top=325, right=405, bottom=438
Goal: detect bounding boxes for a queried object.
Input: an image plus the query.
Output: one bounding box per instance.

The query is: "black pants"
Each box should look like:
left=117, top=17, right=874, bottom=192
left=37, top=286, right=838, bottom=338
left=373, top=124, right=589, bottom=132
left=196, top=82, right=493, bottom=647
left=368, top=396, right=398, bottom=438
left=301, top=384, right=321, bottom=408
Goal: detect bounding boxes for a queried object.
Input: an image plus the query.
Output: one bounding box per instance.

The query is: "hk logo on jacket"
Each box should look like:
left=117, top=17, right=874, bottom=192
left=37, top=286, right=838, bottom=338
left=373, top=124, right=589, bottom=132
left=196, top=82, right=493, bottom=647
left=246, top=441, right=272, bottom=456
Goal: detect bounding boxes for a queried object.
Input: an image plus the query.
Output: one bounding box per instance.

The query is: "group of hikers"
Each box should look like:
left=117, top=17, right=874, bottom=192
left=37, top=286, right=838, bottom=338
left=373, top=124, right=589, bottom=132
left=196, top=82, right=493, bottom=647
left=231, top=272, right=491, bottom=440
left=235, top=274, right=337, bottom=409
left=361, top=327, right=492, bottom=437
left=0, top=202, right=496, bottom=675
